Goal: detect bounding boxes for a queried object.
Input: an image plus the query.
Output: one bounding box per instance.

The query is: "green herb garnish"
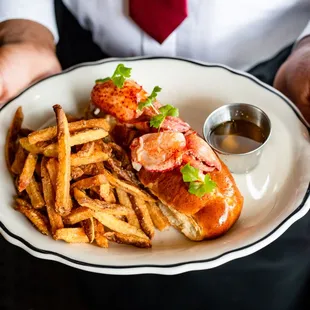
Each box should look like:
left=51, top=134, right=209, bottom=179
left=149, top=104, right=179, bottom=129
left=180, top=163, right=216, bottom=198
left=138, top=86, right=162, bottom=110
left=95, top=64, right=132, bottom=88
left=95, top=77, right=111, bottom=84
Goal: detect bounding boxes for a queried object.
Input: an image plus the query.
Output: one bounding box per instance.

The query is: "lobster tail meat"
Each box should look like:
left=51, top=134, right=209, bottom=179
left=130, top=132, right=186, bottom=172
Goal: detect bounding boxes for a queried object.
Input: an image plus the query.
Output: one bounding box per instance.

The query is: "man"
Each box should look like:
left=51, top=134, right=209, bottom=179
left=0, top=0, right=310, bottom=122
left=0, top=1, right=310, bottom=310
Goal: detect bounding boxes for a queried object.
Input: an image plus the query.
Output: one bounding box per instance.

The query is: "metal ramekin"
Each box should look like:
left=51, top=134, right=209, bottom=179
left=203, top=103, right=272, bottom=174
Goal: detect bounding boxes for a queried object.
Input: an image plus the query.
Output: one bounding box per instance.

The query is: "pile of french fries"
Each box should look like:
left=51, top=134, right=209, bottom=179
left=5, top=104, right=170, bottom=248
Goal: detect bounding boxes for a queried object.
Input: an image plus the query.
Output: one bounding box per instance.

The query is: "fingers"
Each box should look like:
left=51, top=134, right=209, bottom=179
left=0, top=43, right=61, bottom=105
left=273, top=51, right=310, bottom=124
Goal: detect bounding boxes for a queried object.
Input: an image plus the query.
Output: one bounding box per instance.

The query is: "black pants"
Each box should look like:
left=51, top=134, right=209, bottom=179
left=1, top=2, right=309, bottom=310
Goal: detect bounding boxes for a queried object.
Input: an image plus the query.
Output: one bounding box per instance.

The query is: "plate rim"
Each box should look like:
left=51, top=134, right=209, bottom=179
left=1, top=56, right=310, bottom=273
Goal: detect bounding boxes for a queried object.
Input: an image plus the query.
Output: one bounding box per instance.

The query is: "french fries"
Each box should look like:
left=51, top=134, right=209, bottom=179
left=116, top=188, right=140, bottom=228
left=63, top=207, right=93, bottom=225
left=81, top=163, right=99, bottom=175
left=104, top=170, right=155, bottom=202
left=98, top=182, right=111, bottom=199
left=18, top=153, right=38, bottom=192
left=130, top=196, right=155, bottom=239
left=93, top=211, right=148, bottom=239
left=74, top=188, right=108, bottom=212
left=26, top=177, right=45, bottom=209
left=46, top=158, right=58, bottom=192
left=7, top=105, right=170, bottom=249
left=74, top=189, right=124, bottom=216
left=105, top=232, right=151, bottom=248
left=11, top=144, right=27, bottom=175
left=28, top=118, right=110, bottom=144
left=54, top=105, right=71, bottom=216
left=77, top=142, right=94, bottom=157
left=71, top=166, right=84, bottom=179
left=5, top=107, right=23, bottom=170
left=71, top=151, right=109, bottom=166
left=71, top=174, right=107, bottom=190
left=81, top=218, right=95, bottom=243
left=54, top=228, right=89, bottom=243
left=147, top=202, right=170, bottom=231
left=16, top=204, right=49, bottom=235
left=15, top=198, right=32, bottom=209
left=94, top=218, right=108, bottom=248
left=42, top=128, right=108, bottom=157
left=41, top=158, right=64, bottom=235
left=19, top=137, right=46, bottom=154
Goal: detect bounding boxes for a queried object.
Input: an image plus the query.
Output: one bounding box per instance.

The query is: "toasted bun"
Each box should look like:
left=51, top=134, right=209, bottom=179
left=138, top=161, right=243, bottom=241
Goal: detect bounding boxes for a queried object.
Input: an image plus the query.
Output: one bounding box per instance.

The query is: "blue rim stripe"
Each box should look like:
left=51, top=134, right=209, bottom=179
left=1, top=56, right=309, bottom=269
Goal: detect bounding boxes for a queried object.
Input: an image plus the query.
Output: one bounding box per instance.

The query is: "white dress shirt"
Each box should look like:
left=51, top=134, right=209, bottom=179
left=1, top=0, right=310, bottom=71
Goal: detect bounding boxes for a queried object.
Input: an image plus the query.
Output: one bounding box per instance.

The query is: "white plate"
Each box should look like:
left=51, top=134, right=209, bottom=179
left=0, top=57, right=309, bottom=275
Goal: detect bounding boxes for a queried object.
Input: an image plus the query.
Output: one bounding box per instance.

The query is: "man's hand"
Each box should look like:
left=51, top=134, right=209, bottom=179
left=0, top=19, right=61, bottom=105
left=274, top=36, right=310, bottom=123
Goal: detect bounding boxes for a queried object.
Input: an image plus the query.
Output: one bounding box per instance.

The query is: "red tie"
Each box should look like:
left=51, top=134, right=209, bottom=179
left=129, top=0, right=188, bottom=44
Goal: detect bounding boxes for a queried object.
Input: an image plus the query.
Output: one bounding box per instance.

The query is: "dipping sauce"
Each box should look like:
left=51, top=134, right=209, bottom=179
left=209, top=119, right=266, bottom=154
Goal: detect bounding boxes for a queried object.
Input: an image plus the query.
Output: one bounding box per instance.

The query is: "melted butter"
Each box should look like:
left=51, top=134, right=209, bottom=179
left=210, top=120, right=265, bottom=154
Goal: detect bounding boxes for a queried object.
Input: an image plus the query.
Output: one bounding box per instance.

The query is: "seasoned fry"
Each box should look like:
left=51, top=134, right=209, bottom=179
left=43, top=128, right=108, bottom=157
left=41, top=158, right=64, bottom=235
left=93, top=139, right=106, bottom=151
left=130, top=196, right=154, bottom=239
left=19, top=137, right=45, bottom=154
left=74, top=188, right=102, bottom=211
left=77, top=141, right=94, bottom=157
left=80, top=163, right=99, bottom=175
left=108, top=142, right=131, bottom=167
left=99, top=183, right=116, bottom=203
left=54, top=228, right=89, bottom=243
left=7, top=105, right=166, bottom=249
left=18, top=153, right=38, bottom=192
left=107, top=157, right=139, bottom=185
left=5, top=107, right=23, bottom=170
left=71, top=151, right=109, bottom=166
left=71, top=174, right=107, bottom=190
left=116, top=188, right=140, bottom=228
left=28, top=118, right=110, bottom=144
left=46, top=158, right=58, bottom=192
left=95, top=161, right=105, bottom=173
left=115, top=188, right=132, bottom=207
left=147, top=202, right=170, bottom=231
left=74, top=188, right=117, bottom=212
left=71, top=166, right=84, bottom=179
left=98, top=182, right=110, bottom=199
left=63, top=207, right=93, bottom=225
left=11, top=144, right=27, bottom=175
left=94, top=219, right=108, bottom=248
left=70, top=128, right=108, bottom=145
left=42, top=145, right=58, bottom=158
left=15, top=198, right=32, bottom=209
left=93, top=200, right=134, bottom=217
left=26, top=177, right=45, bottom=209
left=81, top=218, right=95, bottom=243
left=93, top=211, right=148, bottom=239
left=16, top=204, right=49, bottom=235
left=105, top=232, right=151, bottom=248
left=54, top=105, right=71, bottom=216
left=104, top=170, right=155, bottom=202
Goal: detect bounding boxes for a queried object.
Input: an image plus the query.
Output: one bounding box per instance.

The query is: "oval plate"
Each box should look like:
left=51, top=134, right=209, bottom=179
left=0, top=57, right=309, bottom=275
